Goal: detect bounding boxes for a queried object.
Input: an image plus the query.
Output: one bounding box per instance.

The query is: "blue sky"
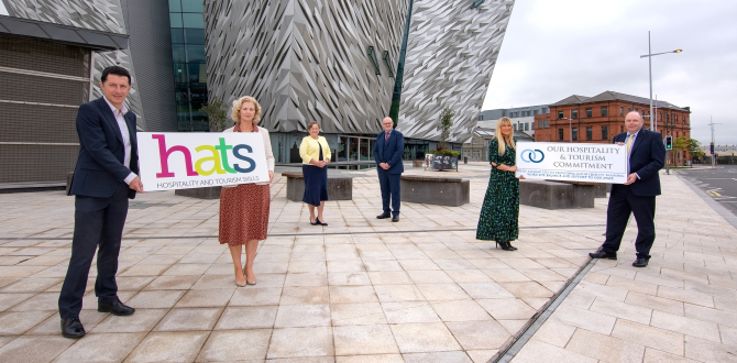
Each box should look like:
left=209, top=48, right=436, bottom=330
left=483, top=0, right=737, bottom=145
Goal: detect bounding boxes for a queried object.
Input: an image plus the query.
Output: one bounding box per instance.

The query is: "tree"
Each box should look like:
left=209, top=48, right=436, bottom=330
left=673, top=137, right=704, bottom=164
left=200, top=99, right=228, bottom=132
left=673, top=136, right=690, bottom=152
left=438, top=106, right=454, bottom=150
left=687, top=138, right=705, bottom=160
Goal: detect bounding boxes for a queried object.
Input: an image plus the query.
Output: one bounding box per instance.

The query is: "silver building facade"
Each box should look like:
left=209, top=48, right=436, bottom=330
left=205, top=0, right=514, bottom=163
left=1, top=0, right=513, bottom=184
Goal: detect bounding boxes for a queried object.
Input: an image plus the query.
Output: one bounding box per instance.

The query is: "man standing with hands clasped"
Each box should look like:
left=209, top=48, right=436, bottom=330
left=59, top=65, right=143, bottom=339
left=374, top=116, right=404, bottom=222
left=589, top=110, right=665, bottom=268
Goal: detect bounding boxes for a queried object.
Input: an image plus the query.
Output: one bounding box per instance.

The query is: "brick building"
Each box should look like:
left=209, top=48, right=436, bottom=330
left=534, top=90, right=691, bottom=164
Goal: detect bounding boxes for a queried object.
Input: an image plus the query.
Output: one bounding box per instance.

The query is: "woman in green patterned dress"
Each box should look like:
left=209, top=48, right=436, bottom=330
left=476, top=117, right=521, bottom=251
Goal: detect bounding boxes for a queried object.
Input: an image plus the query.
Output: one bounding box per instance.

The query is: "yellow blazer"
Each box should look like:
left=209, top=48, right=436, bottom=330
left=299, top=135, right=331, bottom=164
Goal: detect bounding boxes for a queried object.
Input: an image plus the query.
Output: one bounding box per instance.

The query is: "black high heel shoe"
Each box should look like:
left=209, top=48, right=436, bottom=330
left=310, top=218, right=319, bottom=225
left=316, top=218, right=328, bottom=226
left=497, top=241, right=517, bottom=251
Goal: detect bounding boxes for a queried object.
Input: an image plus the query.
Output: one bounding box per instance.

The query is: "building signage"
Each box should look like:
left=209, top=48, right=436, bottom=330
left=137, top=132, right=269, bottom=191
left=515, top=141, right=627, bottom=184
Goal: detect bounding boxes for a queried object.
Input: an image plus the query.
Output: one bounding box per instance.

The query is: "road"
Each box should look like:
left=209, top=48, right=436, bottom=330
left=676, top=164, right=737, bottom=217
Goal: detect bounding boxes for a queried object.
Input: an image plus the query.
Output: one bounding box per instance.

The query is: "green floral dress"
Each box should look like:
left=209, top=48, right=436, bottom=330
left=476, top=138, right=519, bottom=242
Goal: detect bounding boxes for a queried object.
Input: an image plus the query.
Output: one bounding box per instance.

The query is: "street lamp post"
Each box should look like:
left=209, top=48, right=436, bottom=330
left=640, top=31, right=682, bottom=132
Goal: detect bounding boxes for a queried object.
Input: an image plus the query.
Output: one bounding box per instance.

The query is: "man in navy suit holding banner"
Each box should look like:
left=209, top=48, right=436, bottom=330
left=589, top=111, right=665, bottom=267
left=374, top=116, right=404, bottom=222
left=59, top=66, right=142, bottom=339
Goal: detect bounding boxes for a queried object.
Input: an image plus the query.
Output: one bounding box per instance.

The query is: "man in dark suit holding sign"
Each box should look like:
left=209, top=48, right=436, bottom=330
left=59, top=66, right=143, bottom=339
left=374, top=116, right=404, bottom=222
left=589, top=111, right=665, bottom=267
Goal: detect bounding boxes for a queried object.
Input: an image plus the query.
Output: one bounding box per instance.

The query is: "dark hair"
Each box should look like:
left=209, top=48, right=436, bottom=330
left=101, top=65, right=131, bottom=85
left=307, top=120, right=320, bottom=130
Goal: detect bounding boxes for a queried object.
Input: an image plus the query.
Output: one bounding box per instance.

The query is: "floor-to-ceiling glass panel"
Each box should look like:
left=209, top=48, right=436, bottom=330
left=168, top=0, right=207, bottom=131
left=359, top=138, right=370, bottom=160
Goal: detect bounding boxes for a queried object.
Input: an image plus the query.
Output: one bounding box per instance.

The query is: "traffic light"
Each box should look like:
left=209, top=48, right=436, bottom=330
left=664, top=135, right=673, bottom=150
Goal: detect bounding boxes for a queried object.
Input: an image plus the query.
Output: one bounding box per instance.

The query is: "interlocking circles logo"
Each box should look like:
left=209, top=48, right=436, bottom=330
left=521, top=149, right=545, bottom=163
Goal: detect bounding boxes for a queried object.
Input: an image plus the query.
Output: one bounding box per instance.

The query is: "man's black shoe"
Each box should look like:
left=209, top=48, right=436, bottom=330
left=376, top=213, right=391, bottom=219
left=391, top=215, right=399, bottom=222
left=61, top=317, right=85, bottom=339
left=98, top=297, right=135, bottom=316
left=632, top=257, right=649, bottom=268
left=588, top=248, right=617, bottom=260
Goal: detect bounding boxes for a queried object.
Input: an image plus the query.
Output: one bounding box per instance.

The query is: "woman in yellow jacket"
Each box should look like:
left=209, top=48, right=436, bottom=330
left=299, top=121, right=331, bottom=225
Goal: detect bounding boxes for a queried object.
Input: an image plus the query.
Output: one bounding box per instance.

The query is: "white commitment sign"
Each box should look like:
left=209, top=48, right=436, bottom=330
left=515, top=141, right=628, bottom=184
left=137, top=132, right=269, bottom=191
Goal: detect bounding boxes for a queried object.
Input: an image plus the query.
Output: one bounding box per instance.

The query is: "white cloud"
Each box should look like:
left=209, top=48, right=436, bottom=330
left=484, top=0, right=737, bottom=145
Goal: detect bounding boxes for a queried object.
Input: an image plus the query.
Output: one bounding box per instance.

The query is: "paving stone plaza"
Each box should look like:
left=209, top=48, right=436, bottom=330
left=0, top=163, right=735, bottom=362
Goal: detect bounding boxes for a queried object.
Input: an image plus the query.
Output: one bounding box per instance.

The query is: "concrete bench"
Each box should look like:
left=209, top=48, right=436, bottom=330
left=283, top=171, right=353, bottom=201
left=175, top=186, right=222, bottom=199
left=400, top=175, right=469, bottom=206
left=519, top=179, right=595, bottom=209
left=562, top=181, right=608, bottom=198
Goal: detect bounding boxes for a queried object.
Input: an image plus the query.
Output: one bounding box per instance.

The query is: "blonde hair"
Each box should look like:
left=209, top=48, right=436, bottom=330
left=230, top=96, right=262, bottom=125
left=496, top=117, right=516, bottom=155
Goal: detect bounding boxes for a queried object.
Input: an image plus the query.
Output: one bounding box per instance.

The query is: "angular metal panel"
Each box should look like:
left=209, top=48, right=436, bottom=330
left=0, top=0, right=125, bottom=33
left=398, top=0, right=514, bottom=143
left=205, top=0, right=407, bottom=134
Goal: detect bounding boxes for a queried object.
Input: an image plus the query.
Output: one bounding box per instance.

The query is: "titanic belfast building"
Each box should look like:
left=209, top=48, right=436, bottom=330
left=0, top=0, right=513, bottom=184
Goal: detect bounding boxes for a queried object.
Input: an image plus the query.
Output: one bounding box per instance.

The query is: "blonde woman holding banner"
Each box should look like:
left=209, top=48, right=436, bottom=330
left=476, top=117, right=521, bottom=251
left=219, top=96, right=274, bottom=286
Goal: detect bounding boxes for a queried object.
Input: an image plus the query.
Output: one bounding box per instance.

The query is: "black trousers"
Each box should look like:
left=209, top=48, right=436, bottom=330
left=59, top=185, right=129, bottom=319
left=378, top=170, right=401, bottom=216
left=602, top=185, right=656, bottom=258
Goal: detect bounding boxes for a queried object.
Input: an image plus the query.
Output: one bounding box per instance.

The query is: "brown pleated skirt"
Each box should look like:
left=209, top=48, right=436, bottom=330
left=218, top=184, right=270, bottom=245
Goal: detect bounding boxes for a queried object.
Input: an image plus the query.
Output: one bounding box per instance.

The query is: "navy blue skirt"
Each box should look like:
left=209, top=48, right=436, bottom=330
left=303, top=165, right=328, bottom=206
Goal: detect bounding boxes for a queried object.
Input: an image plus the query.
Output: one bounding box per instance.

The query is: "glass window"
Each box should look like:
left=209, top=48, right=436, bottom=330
left=169, top=12, right=183, bottom=27
left=558, top=111, right=564, bottom=119
left=524, top=123, right=529, bottom=131
left=188, top=63, right=206, bottom=83
left=558, top=128, right=564, bottom=141
left=172, top=45, right=186, bottom=63
left=173, top=63, right=187, bottom=83
left=186, top=45, right=205, bottom=63
left=366, top=46, right=381, bottom=75
left=601, top=125, right=608, bottom=141
left=585, top=108, right=592, bottom=118
left=586, top=127, right=592, bottom=140
left=171, top=28, right=185, bottom=44
left=338, top=136, right=348, bottom=161
left=185, top=28, right=205, bottom=44
left=348, top=138, right=358, bottom=160
left=620, top=107, right=624, bottom=116
left=360, top=138, right=370, bottom=160
left=168, top=0, right=182, bottom=12
left=572, top=127, right=578, bottom=141
left=181, top=0, right=203, bottom=12
left=182, top=13, right=204, bottom=28
left=601, top=106, right=608, bottom=117
left=572, top=110, right=578, bottom=119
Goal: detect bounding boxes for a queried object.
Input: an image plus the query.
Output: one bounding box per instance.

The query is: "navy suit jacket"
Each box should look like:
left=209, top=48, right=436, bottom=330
left=614, top=128, right=665, bottom=197
left=69, top=97, right=139, bottom=199
left=373, top=129, right=404, bottom=174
